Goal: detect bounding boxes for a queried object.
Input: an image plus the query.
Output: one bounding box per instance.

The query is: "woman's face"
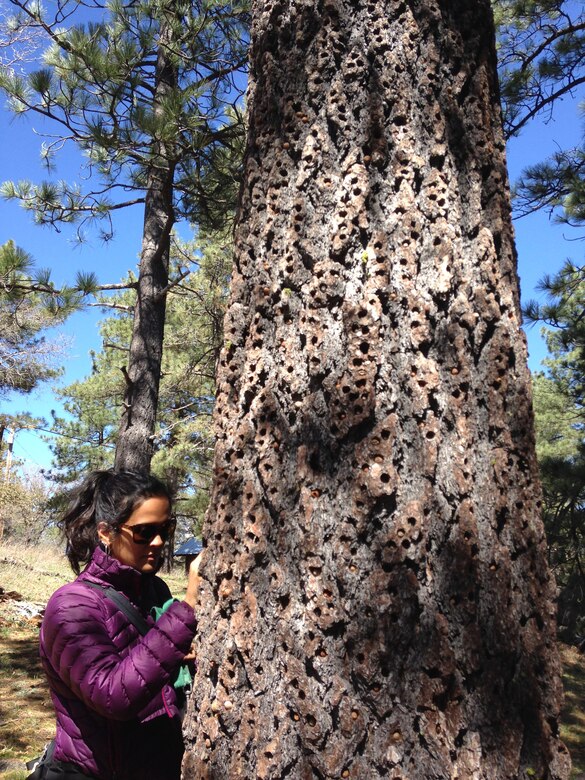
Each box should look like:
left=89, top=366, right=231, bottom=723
left=99, top=496, right=173, bottom=574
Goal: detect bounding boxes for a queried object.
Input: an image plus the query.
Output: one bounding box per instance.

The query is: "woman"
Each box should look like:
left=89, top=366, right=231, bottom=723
left=38, top=470, right=200, bottom=779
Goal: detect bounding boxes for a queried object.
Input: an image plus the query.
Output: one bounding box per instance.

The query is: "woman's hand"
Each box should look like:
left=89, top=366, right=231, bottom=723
left=183, top=552, right=203, bottom=609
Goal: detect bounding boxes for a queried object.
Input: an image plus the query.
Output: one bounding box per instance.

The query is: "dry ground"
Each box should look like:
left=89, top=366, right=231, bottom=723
left=1, top=543, right=583, bottom=778
left=561, top=643, right=585, bottom=777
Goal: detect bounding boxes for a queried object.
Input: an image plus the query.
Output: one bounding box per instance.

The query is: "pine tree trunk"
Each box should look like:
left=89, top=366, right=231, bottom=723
left=114, top=24, right=176, bottom=473
left=183, top=1, right=571, bottom=777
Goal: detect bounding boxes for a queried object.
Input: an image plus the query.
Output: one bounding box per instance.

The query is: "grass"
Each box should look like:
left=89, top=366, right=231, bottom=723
left=0, top=543, right=69, bottom=776
left=560, top=643, right=585, bottom=776
left=1, top=542, right=584, bottom=778
left=0, top=543, right=67, bottom=775
left=0, top=624, right=54, bottom=770
left=0, top=541, right=189, bottom=601
left=0, top=542, right=71, bottom=604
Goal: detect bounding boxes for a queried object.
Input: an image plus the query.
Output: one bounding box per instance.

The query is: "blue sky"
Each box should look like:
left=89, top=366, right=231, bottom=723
left=1, top=68, right=583, bottom=473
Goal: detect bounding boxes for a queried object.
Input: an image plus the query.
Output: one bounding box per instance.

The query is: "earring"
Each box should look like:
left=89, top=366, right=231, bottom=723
left=97, top=523, right=111, bottom=556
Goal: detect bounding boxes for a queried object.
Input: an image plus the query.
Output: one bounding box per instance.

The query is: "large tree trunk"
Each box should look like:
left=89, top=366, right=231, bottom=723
left=115, top=24, right=176, bottom=473
left=183, top=1, right=571, bottom=778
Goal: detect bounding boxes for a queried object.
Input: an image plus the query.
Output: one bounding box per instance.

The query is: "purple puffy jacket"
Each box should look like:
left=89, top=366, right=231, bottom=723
left=40, top=546, right=197, bottom=779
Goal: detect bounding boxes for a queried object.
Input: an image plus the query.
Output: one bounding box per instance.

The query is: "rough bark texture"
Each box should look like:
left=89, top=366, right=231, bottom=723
left=183, top=1, right=571, bottom=778
left=115, top=30, right=176, bottom=473
left=114, top=177, right=173, bottom=472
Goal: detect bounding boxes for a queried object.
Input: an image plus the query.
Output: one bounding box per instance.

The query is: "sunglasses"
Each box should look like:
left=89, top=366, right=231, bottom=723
left=121, top=520, right=175, bottom=545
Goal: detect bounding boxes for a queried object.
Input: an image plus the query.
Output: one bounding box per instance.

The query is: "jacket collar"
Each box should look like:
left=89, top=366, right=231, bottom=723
left=80, top=544, right=145, bottom=600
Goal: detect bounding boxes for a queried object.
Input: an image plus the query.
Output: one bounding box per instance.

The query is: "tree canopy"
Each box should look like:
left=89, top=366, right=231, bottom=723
left=0, top=239, right=72, bottom=395
left=494, top=0, right=585, bottom=140
left=0, top=0, right=247, bottom=240
left=529, top=262, right=585, bottom=637
left=0, top=0, right=246, bottom=471
left=494, top=0, right=585, bottom=231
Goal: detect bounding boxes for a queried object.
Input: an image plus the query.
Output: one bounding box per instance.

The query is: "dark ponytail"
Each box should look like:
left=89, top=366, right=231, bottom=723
left=62, top=470, right=172, bottom=574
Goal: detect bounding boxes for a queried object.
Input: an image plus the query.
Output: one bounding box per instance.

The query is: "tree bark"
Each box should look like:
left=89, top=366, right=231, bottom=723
left=114, top=21, right=176, bottom=473
left=183, top=1, right=571, bottom=778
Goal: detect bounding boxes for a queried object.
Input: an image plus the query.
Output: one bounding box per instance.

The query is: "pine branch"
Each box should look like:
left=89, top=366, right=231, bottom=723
left=506, top=75, right=585, bottom=137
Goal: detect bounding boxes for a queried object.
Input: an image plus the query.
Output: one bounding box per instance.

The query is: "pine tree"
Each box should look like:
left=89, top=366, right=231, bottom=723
left=47, top=233, right=230, bottom=528
left=529, top=263, right=585, bottom=640
left=0, top=240, right=73, bottom=395
left=494, top=1, right=585, bottom=222
left=494, top=0, right=585, bottom=139
left=512, top=116, right=585, bottom=223
left=182, top=1, right=570, bottom=777
left=0, top=0, right=246, bottom=470
left=494, top=1, right=585, bottom=638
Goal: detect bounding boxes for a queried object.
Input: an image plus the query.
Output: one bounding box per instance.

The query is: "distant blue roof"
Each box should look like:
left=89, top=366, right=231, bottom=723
left=174, top=538, right=203, bottom=556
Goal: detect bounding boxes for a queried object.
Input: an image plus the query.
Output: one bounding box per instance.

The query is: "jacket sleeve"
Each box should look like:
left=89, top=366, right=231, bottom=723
left=41, top=583, right=196, bottom=721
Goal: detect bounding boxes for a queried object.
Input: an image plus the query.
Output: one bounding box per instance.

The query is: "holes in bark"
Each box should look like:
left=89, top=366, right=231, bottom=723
left=324, top=621, right=346, bottom=639
left=305, top=656, right=324, bottom=683
left=496, top=508, right=507, bottom=535
left=430, top=153, right=445, bottom=170
left=254, top=552, right=268, bottom=567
